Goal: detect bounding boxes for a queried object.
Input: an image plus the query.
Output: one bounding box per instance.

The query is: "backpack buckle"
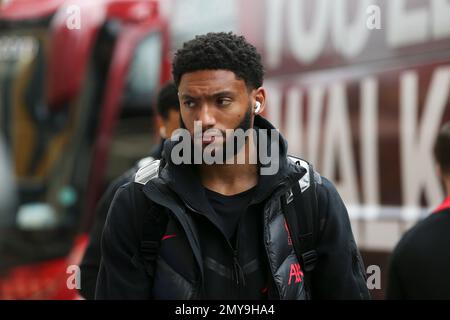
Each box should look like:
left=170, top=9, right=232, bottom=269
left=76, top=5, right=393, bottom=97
left=301, top=250, right=318, bottom=272
left=286, top=189, right=294, bottom=204
left=140, top=240, right=159, bottom=261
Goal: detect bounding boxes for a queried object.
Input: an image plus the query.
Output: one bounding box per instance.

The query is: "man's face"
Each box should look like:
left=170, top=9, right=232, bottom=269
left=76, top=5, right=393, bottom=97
left=178, top=70, right=258, bottom=153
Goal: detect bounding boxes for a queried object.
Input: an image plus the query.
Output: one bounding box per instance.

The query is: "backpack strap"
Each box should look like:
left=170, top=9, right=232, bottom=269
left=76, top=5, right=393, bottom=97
left=133, top=159, right=168, bottom=279
left=283, top=156, right=321, bottom=297
left=140, top=199, right=168, bottom=279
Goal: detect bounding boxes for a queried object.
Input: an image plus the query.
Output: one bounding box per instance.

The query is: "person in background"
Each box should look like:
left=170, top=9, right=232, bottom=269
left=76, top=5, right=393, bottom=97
left=387, top=122, right=450, bottom=299
left=149, top=82, right=181, bottom=160
left=78, top=82, right=180, bottom=300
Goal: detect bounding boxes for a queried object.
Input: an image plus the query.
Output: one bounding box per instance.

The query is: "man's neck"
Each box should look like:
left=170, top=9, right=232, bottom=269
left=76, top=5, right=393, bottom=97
left=198, top=136, right=258, bottom=196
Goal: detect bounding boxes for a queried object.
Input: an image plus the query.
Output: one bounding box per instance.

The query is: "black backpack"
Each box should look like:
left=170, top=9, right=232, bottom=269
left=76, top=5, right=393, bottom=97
left=138, top=157, right=320, bottom=296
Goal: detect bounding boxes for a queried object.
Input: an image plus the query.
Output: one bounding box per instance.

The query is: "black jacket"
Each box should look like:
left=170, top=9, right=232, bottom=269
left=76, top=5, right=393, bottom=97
left=95, top=116, right=370, bottom=300
left=387, top=199, right=450, bottom=299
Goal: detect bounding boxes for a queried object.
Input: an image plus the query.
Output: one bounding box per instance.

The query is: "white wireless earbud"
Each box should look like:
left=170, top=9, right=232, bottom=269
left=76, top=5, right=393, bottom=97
left=254, top=101, right=261, bottom=114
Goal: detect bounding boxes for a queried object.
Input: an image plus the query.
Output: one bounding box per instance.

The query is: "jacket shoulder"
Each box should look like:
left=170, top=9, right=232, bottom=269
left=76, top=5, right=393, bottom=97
left=393, top=209, right=450, bottom=258
left=287, top=155, right=322, bottom=192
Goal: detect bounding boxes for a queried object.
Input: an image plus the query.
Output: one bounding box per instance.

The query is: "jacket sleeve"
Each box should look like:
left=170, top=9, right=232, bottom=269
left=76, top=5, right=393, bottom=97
left=311, top=177, right=371, bottom=300
left=78, top=186, right=113, bottom=300
left=78, top=173, right=131, bottom=299
left=95, top=183, right=152, bottom=299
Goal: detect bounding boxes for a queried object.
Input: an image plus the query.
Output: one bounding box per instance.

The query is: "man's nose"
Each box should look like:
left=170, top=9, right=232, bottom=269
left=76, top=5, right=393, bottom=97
left=198, top=103, right=216, bottom=128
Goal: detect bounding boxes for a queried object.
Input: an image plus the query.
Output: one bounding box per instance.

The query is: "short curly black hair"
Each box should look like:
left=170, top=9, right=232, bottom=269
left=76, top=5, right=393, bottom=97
left=157, top=81, right=179, bottom=120
left=172, top=32, right=264, bottom=90
left=434, top=122, right=450, bottom=175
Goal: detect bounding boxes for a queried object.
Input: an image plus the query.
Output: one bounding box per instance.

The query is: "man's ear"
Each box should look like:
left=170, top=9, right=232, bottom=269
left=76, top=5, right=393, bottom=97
left=253, top=87, right=266, bottom=115
left=156, top=115, right=166, bottom=139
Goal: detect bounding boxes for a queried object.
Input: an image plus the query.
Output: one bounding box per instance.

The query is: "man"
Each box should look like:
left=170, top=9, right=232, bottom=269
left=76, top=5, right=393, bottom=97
left=95, top=32, right=370, bottom=300
left=387, top=122, right=450, bottom=299
left=78, top=82, right=180, bottom=299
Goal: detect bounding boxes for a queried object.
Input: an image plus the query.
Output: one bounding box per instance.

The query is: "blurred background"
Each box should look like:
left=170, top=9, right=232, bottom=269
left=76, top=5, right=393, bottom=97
left=0, top=0, right=449, bottom=299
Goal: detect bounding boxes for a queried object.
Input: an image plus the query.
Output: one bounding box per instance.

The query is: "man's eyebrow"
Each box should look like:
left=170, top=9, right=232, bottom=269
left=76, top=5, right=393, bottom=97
left=179, top=93, right=196, bottom=100
left=179, top=91, right=235, bottom=100
left=211, top=90, right=235, bottom=98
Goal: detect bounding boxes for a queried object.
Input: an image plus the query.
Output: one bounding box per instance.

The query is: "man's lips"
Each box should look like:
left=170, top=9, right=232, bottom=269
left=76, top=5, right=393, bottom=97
left=198, top=130, right=224, bottom=145
left=202, top=135, right=215, bottom=144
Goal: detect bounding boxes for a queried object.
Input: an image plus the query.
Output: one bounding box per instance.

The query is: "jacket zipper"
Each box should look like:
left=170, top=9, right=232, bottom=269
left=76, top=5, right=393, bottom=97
left=232, top=214, right=245, bottom=298
left=262, top=211, right=281, bottom=299
left=262, top=170, right=308, bottom=299
left=260, top=179, right=298, bottom=300
left=185, top=199, right=246, bottom=295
